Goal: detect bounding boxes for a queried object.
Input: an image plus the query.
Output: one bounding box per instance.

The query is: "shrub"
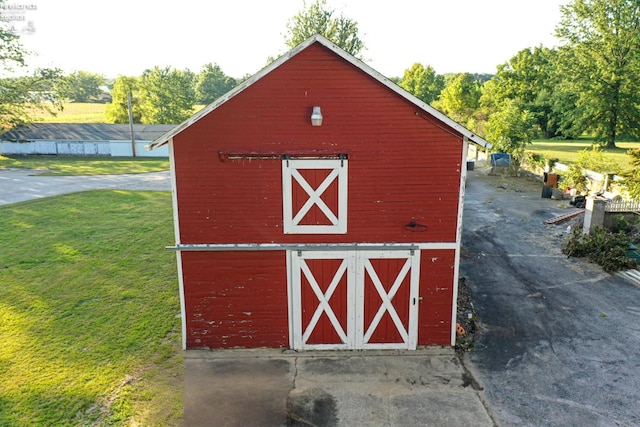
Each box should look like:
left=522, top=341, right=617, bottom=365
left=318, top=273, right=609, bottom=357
left=621, top=148, right=640, bottom=199
left=562, top=226, right=636, bottom=273
left=562, top=146, right=619, bottom=192
left=524, top=152, right=546, bottom=168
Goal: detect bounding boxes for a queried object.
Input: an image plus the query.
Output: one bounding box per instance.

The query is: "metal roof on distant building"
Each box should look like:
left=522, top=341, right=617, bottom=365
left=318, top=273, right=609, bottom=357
left=1, top=123, right=176, bottom=142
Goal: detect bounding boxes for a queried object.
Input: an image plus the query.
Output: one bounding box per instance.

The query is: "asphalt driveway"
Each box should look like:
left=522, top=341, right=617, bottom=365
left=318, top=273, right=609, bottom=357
left=461, top=166, right=640, bottom=426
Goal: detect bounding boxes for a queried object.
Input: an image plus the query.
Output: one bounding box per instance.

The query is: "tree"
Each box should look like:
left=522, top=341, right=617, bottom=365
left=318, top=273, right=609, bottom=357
left=485, top=99, right=536, bottom=176
left=57, top=71, right=105, bottom=102
left=399, top=63, right=444, bottom=105
left=284, top=0, right=365, bottom=57
left=195, top=63, right=237, bottom=105
left=0, top=70, right=63, bottom=131
left=0, top=8, right=25, bottom=72
left=1, top=0, right=63, bottom=131
left=555, top=0, right=640, bottom=148
left=139, top=66, right=196, bottom=124
left=435, top=73, right=481, bottom=126
left=486, top=47, right=566, bottom=139
left=105, top=76, right=141, bottom=124
left=622, top=148, right=640, bottom=198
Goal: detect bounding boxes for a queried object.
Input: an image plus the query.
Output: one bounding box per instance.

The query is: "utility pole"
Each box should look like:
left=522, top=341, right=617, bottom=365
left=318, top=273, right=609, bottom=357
left=127, top=91, right=137, bottom=157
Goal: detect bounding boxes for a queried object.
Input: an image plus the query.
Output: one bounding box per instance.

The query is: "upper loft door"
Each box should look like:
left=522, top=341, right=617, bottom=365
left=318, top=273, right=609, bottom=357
left=282, top=159, right=347, bottom=234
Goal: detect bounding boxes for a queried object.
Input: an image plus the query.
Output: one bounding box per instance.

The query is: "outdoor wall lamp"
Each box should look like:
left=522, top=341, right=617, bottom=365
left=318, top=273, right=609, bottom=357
left=311, top=106, right=323, bottom=126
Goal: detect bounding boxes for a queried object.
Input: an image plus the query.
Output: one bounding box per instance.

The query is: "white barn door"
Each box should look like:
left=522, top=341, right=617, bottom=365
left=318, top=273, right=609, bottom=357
left=289, top=249, right=420, bottom=350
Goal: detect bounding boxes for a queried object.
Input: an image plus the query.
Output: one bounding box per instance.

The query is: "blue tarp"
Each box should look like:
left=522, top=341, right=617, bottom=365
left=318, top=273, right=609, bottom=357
left=490, top=153, right=511, bottom=167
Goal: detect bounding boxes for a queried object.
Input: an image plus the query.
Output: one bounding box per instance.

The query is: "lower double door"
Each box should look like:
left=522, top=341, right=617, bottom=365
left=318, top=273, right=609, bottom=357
left=289, top=249, right=420, bottom=350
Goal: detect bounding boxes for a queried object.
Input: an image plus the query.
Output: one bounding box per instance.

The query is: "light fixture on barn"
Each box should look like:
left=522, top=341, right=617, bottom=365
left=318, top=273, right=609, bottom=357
left=311, top=106, right=323, bottom=126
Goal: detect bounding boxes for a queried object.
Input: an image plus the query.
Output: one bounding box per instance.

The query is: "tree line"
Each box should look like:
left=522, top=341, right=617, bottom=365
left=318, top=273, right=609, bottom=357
left=3, top=0, right=640, bottom=156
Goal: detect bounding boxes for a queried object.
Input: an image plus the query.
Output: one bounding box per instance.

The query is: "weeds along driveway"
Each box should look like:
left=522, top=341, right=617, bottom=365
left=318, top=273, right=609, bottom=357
left=461, top=167, right=640, bottom=426
left=0, top=168, right=171, bottom=205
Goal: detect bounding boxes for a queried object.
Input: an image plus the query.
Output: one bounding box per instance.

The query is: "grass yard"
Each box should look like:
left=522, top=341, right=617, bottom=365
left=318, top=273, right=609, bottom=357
left=0, top=155, right=169, bottom=175
left=28, top=102, right=207, bottom=124
left=527, top=138, right=640, bottom=169
left=30, top=103, right=107, bottom=123
left=0, top=190, right=182, bottom=425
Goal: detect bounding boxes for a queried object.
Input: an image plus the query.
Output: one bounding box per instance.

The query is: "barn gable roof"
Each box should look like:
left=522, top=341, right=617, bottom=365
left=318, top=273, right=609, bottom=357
left=145, top=34, right=492, bottom=151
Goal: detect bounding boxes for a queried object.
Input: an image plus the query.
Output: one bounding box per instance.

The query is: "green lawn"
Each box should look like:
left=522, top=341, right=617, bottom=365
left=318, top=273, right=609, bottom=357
left=28, top=102, right=207, bottom=124
left=31, top=103, right=108, bottom=123
left=0, top=155, right=169, bottom=175
left=0, top=191, right=182, bottom=425
left=527, top=138, right=640, bottom=169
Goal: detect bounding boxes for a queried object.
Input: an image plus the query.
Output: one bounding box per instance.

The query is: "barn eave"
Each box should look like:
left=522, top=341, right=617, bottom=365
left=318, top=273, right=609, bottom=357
left=145, top=34, right=492, bottom=151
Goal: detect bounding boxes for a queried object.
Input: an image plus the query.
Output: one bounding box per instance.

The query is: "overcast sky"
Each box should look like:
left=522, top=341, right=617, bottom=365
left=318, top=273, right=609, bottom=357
left=9, top=0, right=569, bottom=79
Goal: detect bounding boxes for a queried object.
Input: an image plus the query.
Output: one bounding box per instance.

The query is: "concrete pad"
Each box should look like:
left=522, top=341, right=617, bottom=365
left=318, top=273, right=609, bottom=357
left=184, top=348, right=495, bottom=426
left=185, top=357, right=293, bottom=426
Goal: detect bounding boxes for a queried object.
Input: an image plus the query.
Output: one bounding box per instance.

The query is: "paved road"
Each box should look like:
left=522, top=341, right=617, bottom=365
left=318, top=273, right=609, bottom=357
left=0, top=168, right=171, bottom=205
left=461, top=168, right=640, bottom=426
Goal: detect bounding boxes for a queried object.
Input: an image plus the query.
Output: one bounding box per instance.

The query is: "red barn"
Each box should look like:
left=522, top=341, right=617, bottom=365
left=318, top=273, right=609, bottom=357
left=147, top=35, right=490, bottom=351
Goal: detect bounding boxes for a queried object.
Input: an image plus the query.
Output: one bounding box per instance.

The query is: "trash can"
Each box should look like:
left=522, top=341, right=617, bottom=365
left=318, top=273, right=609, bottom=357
left=543, top=173, right=559, bottom=187
left=466, top=160, right=475, bottom=171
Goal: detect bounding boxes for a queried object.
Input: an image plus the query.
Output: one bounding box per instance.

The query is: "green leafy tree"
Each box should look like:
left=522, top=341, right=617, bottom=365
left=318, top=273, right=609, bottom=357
left=195, top=63, right=237, bottom=104
left=555, top=0, right=640, bottom=148
left=486, top=47, right=565, bottom=139
left=0, top=8, right=25, bottom=72
left=435, top=73, right=481, bottom=126
left=399, top=63, right=444, bottom=105
left=621, top=148, right=640, bottom=198
left=105, top=76, right=141, bottom=124
left=139, top=66, right=196, bottom=124
left=0, top=70, right=63, bottom=131
left=57, top=70, right=105, bottom=102
left=485, top=99, right=536, bottom=175
left=1, top=0, right=63, bottom=131
left=284, top=0, right=365, bottom=57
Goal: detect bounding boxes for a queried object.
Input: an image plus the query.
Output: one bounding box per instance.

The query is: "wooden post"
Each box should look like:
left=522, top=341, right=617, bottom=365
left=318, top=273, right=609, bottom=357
left=127, top=92, right=137, bottom=157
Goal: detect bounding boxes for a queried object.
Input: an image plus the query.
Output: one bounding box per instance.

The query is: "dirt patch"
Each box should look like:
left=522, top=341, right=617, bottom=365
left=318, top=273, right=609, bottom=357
left=287, top=388, right=338, bottom=427
left=455, top=276, right=477, bottom=354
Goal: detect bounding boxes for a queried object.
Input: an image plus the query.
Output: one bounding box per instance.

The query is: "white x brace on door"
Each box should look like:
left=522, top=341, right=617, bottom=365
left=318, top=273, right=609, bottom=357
left=289, top=249, right=420, bottom=350
left=282, top=159, right=347, bottom=234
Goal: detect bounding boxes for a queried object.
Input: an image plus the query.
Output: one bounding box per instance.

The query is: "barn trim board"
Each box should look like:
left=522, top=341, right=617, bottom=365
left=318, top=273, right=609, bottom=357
left=451, top=137, right=470, bottom=345
left=167, top=242, right=455, bottom=251
left=168, top=138, right=188, bottom=350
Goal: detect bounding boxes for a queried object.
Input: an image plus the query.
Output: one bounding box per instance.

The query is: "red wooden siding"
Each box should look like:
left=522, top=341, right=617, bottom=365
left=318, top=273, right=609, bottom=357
left=182, top=251, right=289, bottom=348
left=180, top=249, right=455, bottom=348
left=172, top=43, right=463, bottom=245
left=173, top=42, right=463, bottom=349
left=418, top=249, right=456, bottom=345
